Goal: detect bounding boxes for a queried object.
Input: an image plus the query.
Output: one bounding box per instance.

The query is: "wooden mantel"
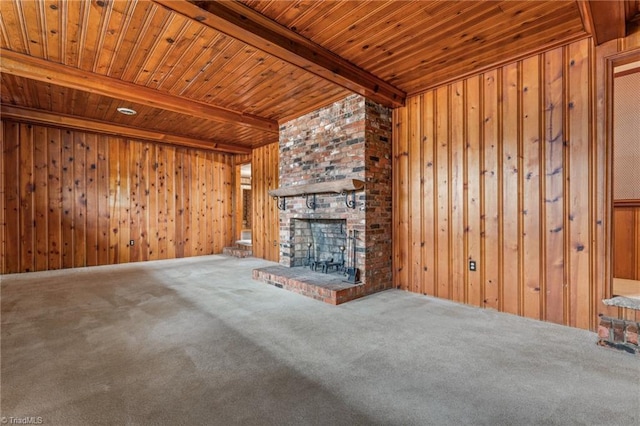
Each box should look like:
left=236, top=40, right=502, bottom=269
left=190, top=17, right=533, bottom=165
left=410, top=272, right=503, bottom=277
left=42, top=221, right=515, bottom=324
left=268, top=179, right=364, bottom=198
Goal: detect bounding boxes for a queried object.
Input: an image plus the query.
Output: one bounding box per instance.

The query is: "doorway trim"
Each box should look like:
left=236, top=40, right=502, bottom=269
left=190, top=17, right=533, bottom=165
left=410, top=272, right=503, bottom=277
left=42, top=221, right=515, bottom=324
left=604, top=47, right=640, bottom=299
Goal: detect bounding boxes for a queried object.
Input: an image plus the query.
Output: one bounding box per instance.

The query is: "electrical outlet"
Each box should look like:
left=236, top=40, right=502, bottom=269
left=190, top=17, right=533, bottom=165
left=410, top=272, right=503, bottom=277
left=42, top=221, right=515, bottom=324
left=469, top=260, right=477, bottom=271
left=130, top=239, right=135, bottom=246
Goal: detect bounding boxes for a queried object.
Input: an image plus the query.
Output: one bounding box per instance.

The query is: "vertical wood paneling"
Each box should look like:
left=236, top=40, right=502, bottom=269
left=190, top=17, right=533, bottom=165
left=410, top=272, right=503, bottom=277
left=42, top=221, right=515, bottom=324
left=593, top=40, right=618, bottom=323
left=543, top=47, right=565, bottom=325
left=255, top=145, right=264, bottom=258
left=613, top=207, right=640, bottom=280
left=271, top=143, right=279, bottom=258
left=521, top=55, right=542, bottom=320
left=251, top=142, right=279, bottom=261
left=421, top=91, right=436, bottom=297
left=270, top=142, right=278, bottom=258
left=173, top=151, right=183, bottom=259
left=393, top=106, right=409, bottom=290
left=223, top=155, right=233, bottom=252
left=218, top=153, right=226, bottom=252
left=436, top=86, right=449, bottom=299
left=466, top=77, right=482, bottom=307
left=118, top=138, right=130, bottom=265
left=129, top=141, right=141, bottom=263
left=73, top=131, right=87, bottom=267
left=34, top=125, right=48, bottom=271
left=4, top=122, right=20, bottom=271
left=198, top=150, right=207, bottom=254
left=211, top=153, right=219, bottom=251
left=182, top=149, right=192, bottom=259
left=408, top=96, right=422, bottom=295
left=207, top=152, right=216, bottom=253
left=108, top=138, right=120, bottom=264
left=392, top=36, right=637, bottom=330
left=19, top=123, right=35, bottom=271
left=1, top=120, right=235, bottom=274
left=192, top=150, right=202, bottom=255
left=253, top=146, right=264, bottom=259
left=166, top=148, right=176, bottom=259
left=209, top=153, right=218, bottom=253
left=451, top=81, right=465, bottom=303
left=482, top=70, right=500, bottom=310
left=567, top=39, right=592, bottom=329
left=218, top=155, right=225, bottom=252
left=156, top=145, right=167, bottom=259
left=148, top=143, right=159, bottom=260
left=502, top=62, right=520, bottom=315
left=97, top=135, right=109, bottom=265
left=0, top=121, right=4, bottom=273
left=206, top=152, right=213, bottom=253
left=85, top=133, right=98, bottom=267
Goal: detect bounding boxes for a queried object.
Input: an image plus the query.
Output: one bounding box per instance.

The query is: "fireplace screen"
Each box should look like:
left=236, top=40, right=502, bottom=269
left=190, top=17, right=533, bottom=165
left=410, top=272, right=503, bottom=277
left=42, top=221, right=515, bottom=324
left=292, top=219, right=347, bottom=269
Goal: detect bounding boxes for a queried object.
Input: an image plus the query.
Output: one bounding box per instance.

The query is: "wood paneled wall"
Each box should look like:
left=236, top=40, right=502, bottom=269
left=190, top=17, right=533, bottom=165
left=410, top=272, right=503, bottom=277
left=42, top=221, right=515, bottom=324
left=393, top=36, right=639, bottom=330
left=613, top=206, right=640, bottom=280
left=251, top=142, right=279, bottom=261
left=0, top=120, right=234, bottom=274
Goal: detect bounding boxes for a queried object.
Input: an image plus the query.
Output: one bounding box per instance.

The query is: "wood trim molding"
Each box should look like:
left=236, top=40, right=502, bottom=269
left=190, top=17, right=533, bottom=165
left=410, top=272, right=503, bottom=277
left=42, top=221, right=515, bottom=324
left=0, top=105, right=251, bottom=154
left=614, top=199, right=640, bottom=208
left=577, top=1, right=595, bottom=37
left=153, top=0, right=406, bottom=108
left=0, top=48, right=277, bottom=134
left=614, top=65, right=640, bottom=77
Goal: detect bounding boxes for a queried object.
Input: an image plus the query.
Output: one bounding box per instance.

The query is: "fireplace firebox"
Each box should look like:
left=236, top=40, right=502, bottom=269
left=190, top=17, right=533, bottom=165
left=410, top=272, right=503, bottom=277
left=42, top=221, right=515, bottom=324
left=293, top=219, right=346, bottom=271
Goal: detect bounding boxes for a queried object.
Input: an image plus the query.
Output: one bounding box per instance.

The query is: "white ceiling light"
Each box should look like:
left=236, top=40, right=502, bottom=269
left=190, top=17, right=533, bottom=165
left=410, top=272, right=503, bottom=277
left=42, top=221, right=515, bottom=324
left=116, top=107, right=137, bottom=116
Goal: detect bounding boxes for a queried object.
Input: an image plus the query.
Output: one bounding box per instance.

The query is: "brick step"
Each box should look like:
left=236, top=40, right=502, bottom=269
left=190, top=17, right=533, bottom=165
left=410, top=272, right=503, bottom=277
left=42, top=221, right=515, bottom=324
left=222, top=245, right=253, bottom=258
left=598, top=315, right=640, bottom=355
left=234, top=242, right=253, bottom=250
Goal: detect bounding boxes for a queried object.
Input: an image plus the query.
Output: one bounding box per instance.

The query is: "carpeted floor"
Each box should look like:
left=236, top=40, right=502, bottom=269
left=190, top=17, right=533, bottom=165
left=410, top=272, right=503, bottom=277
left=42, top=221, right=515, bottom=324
left=1, top=255, right=639, bottom=425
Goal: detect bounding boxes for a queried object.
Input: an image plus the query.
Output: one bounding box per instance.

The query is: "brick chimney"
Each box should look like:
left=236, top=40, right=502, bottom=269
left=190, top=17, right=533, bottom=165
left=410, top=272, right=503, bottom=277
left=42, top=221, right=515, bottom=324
left=275, top=94, right=393, bottom=295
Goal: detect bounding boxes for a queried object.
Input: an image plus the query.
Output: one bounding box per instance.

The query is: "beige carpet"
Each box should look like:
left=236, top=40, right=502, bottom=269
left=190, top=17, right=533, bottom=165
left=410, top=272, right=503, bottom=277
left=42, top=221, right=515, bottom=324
left=1, top=255, right=639, bottom=425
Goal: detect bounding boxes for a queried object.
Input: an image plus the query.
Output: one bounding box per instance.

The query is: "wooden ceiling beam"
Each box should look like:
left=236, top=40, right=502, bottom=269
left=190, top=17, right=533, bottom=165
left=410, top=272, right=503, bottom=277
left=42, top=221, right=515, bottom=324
left=0, top=48, right=277, bottom=134
left=578, top=0, right=626, bottom=45
left=1, top=105, right=251, bottom=154
left=627, top=0, right=640, bottom=22
left=153, top=0, right=406, bottom=108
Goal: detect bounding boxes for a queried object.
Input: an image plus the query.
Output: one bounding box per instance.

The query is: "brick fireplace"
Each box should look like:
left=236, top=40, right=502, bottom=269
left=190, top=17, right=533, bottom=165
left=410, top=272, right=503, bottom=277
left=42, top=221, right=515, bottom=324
left=253, top=94, right=393, bottom=304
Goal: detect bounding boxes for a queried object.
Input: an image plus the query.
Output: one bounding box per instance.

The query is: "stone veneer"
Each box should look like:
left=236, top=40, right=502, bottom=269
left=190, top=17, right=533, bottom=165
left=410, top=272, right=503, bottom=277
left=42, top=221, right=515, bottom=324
left=276, top=94, right=393, bottom=298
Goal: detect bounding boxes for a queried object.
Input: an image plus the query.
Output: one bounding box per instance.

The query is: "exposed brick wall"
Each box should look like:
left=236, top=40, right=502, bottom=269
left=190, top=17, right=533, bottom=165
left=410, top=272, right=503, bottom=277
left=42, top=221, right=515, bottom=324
left=277, top=94, right=393, bottom=295
left=363, top=99, right=393, bottom=291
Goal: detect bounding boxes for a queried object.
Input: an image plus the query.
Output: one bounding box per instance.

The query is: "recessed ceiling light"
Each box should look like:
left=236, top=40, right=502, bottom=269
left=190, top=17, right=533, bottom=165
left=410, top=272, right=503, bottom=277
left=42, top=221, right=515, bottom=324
left=116, top=107, right=137, bottom=116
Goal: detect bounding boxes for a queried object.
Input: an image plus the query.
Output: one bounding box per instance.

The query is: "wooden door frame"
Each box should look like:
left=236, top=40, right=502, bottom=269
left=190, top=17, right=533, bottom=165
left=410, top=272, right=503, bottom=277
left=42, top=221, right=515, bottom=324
left=604, top=48, right=640, bottom=297
left=234, top=158, right=251, bottom=243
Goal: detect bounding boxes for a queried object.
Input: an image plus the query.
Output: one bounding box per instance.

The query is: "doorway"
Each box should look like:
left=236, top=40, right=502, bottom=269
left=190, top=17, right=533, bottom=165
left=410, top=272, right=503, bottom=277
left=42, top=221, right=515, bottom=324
left=234, top=162, right=252, bottom=245
left=611, top=60, right=640, bottom=298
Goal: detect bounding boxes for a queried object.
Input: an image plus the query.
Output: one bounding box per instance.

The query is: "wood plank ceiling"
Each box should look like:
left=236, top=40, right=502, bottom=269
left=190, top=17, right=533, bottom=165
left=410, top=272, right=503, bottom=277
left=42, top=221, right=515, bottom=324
left=0, top=0, right=620, bottom=152
left=240, top=0, right=587, bottom=94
